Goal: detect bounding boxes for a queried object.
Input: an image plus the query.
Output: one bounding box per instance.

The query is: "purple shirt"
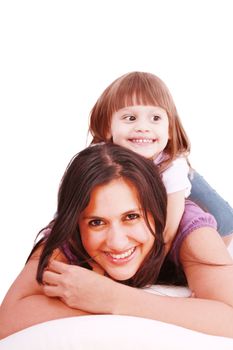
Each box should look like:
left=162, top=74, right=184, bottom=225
left=169, top=200, right=217, bottom=265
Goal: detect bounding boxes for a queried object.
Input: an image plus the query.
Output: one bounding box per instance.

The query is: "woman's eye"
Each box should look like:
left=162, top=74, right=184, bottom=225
left=88, top=219, right=104, bottom=227
left=152, top=115, right=161, bottom=121
left=125, top=213, right=140, bottom=221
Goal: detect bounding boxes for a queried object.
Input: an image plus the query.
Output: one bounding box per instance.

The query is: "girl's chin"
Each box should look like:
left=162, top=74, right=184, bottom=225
left=131, top=148, right=156, bottom=159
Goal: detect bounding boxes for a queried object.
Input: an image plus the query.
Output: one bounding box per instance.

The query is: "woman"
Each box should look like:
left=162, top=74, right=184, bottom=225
left=0, top=143, right=233, bottom=339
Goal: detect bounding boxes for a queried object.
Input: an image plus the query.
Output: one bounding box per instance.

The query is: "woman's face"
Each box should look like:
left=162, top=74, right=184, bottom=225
left=79, top=178, right=155, bottom=281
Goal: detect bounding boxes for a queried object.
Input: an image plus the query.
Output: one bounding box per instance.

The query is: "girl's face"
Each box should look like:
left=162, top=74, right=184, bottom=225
left=110, top=105, right=169, bottom=159
left=79, top=178, right=155, bottom=281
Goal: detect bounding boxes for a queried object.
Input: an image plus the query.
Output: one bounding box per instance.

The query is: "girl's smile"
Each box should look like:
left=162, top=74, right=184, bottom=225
left=110, top=105, right=169, bottom=159
left=79, top=178, right=155, bottom=281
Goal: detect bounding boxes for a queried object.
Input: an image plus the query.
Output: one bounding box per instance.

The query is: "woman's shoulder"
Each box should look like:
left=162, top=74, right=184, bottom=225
left=29, top=243, right=68, bottom=264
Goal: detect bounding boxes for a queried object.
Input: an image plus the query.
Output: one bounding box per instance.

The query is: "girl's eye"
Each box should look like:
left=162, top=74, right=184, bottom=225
left=152, top=115, right=161, bottom=121
left=125, top=213, right=140, bottom=221
left=88, top=219, right=104, bottom=227
left=123, top=115, right=136, bottom=121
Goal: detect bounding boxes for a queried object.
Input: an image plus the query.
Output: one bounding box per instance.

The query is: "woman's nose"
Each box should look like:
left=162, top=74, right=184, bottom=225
left=106, top=224, right=129, bottom=251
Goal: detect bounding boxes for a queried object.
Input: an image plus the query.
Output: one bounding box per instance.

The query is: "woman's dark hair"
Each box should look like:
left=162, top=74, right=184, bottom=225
left=28, top=143, right=168, bottom=288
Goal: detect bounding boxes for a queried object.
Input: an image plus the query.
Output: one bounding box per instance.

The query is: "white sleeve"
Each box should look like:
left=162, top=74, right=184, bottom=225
left=161, top=158, right=191, bottom=197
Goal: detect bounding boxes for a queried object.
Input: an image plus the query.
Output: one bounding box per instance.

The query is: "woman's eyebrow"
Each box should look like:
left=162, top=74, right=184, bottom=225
left=81, top=215, right=104, bottom=220
left=82, top=208, right=141, bottom=220
left=121, top=208, right=141, bottom=216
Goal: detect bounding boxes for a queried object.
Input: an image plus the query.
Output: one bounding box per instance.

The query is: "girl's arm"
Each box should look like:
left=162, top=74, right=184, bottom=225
left=42, top=227, right=233, bottom=338
left=160, top=157, right=190, bottom=251
left=163, top=190, right=185, bottom=251
left=0, top=250, right=88, bottom=339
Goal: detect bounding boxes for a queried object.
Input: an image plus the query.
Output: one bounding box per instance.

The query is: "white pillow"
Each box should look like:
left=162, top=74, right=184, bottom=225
left=1, top=285, right=233, bottom=349
left=1, top=314, right=233, bottom=350
left=144, top=284, right=192, bottom=297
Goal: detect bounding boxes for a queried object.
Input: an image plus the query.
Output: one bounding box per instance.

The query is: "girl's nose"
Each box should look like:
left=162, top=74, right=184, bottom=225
left=106, top=224, right=129, bottom=251
left=134, top=121, right=150, bottom=132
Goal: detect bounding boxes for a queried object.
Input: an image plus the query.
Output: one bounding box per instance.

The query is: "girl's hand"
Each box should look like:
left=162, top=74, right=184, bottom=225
left=42, top=260, right=118, bottom=313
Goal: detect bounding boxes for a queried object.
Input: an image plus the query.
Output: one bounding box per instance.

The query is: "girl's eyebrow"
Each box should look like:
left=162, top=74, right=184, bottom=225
left=119, top=106, right=162, bottom=113
left=118, top=106, right=135, bottom=112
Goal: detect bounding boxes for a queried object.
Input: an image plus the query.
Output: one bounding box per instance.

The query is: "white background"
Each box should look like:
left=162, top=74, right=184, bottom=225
left=0, top=0, right=232, bottom=303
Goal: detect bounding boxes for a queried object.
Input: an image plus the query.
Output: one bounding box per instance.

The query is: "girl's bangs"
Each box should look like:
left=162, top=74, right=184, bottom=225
left=109, top=79, right=161, bottom=113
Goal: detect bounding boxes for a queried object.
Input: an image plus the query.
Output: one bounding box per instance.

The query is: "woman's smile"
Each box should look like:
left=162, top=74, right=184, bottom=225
left=104, top=246, right=136, bottom=264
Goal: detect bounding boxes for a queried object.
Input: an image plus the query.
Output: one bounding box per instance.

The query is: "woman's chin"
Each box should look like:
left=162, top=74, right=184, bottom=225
left=105, top=267, right=137, bottom=282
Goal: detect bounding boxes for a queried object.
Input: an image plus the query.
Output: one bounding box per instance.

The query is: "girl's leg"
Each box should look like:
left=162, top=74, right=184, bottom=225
left=188, top=170, right=233, bottom=246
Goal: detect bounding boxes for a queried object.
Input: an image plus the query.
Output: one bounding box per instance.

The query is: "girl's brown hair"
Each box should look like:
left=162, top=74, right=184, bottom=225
left=89, top=71, right=191, bottom=170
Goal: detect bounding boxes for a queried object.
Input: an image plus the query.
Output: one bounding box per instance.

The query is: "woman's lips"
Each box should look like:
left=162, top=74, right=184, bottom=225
left=104, top=247, right=136, bottom=264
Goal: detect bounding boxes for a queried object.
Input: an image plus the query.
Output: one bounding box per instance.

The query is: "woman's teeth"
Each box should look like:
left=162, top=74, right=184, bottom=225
left=108, top=247, right=135, bottom=260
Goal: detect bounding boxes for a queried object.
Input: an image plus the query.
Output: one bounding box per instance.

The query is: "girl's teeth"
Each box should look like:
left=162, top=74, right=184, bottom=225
left=108, top=247, right=135, bottom=260
left=132, top=139, right=153, bottom=143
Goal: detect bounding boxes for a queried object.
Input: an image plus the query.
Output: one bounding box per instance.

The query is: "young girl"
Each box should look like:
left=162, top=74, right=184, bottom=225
left=88, top=71, right=233, bottom=248
left=0, top=143, right=233, bottom=339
